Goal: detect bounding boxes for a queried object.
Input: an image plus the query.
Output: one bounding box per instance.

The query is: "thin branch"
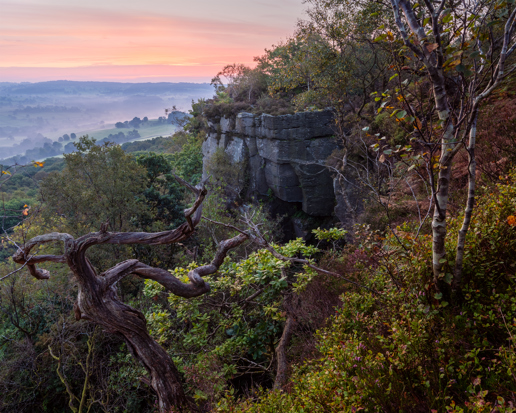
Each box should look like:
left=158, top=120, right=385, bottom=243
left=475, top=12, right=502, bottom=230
left=129, top=232, right=249, bottom=298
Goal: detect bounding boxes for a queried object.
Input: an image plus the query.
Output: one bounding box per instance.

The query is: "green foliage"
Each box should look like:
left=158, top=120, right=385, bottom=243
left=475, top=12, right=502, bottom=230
left=312, top=227, right=348, bottom=242
left=260, top=34, right=352, bottom=111
left=257, top=0, right=391, bottom=115
left=204, top=148, right=246, bottom=198
left=215, top=170, right=516, bottom=412
left=143, top=237, right=319, bottom=408
left=166, top=133, right=203, bottom=185
left=40, top=136, right=147, bottom=235
left=211, top=64, right=268, bottom=103
left=369, top=111, right=407, bottom=146
left=0, top=130, right=206, bottom=411
left=1, top=157, right=65, bottom=256
left=121, top=136, right=175, bottom=153
left=135, top=152, right=185, bottom=230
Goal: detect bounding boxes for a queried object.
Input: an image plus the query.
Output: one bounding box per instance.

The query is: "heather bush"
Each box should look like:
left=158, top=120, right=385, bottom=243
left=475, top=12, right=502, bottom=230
left=214, top=170, right=516, bottom=412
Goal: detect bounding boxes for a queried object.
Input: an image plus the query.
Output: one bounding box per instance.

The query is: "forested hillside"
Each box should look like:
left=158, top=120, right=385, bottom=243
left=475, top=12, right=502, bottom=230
left=2, top=0, right=516, bottom=412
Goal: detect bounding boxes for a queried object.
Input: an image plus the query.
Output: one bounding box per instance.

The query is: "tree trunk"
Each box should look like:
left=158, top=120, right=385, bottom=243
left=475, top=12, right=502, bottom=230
left=453, top=111, right=478, bottom=292
left=12, top=181, right=249, bottom=412
left=71, top=252, right=188, bottom=411
left=431, top=126, right=454, bottom=287
left=273, top=316, right=295, bottom=391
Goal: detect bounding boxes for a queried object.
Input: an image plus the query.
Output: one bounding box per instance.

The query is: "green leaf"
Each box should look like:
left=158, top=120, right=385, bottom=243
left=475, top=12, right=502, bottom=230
left=374, top=34, right=387, bottom=42
left=396, top=110, right=407, bottom=119
left=362, top=126, right=370, bottom=131
left=442, top=14, right=453, bottom=24
left=383, top=149, right=393, bottom=155
left=389, top=73, right=399, bottom=81
left=434, top=292, right=443, bottom=300
left=439, top=258, right=447, bottom=264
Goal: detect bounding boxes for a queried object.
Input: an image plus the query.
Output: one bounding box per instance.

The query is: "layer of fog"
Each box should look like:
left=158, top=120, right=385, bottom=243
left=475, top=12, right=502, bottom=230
left=0, top=81, right=214, bottom=161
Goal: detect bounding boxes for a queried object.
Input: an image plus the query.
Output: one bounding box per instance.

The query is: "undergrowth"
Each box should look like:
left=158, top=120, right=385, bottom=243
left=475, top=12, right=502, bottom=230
left=214, top=171, right=516, bottom=412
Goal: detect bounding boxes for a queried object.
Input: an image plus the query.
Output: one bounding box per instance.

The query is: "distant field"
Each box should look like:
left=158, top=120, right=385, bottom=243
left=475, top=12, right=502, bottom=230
left=0, top=118, right=180, bottom=163
left=78, top=121, right=178, bottom=142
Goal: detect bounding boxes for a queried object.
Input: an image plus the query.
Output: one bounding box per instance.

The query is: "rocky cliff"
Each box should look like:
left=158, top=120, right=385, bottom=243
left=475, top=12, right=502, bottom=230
left=202, top=109, right=344, bottom=219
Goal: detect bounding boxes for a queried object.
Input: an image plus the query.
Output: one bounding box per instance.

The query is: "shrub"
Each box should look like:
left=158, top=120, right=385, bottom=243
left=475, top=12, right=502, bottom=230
left=215, top=169, right=516, bottom=412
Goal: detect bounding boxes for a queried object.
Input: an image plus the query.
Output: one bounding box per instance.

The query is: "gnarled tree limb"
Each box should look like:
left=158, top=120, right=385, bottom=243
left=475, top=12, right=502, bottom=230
left=9, top=178, right=247, bottom=412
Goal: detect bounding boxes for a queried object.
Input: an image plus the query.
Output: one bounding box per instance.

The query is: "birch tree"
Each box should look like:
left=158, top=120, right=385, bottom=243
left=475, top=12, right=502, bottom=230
left=384, top=0, right=516, bottom=294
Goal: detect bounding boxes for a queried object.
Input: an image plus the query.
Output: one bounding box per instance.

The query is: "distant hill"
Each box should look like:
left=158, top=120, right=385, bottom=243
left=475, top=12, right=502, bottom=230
left=0, top=80, right=214, bottom=96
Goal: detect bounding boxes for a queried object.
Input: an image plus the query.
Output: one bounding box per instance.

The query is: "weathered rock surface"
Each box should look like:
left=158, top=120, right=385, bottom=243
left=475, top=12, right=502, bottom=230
left=202, top=110, right=340, bottom=217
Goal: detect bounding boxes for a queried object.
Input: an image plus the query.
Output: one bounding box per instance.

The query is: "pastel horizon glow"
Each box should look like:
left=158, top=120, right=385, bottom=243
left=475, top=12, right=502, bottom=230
left=1, top=0, right=306, bottom=83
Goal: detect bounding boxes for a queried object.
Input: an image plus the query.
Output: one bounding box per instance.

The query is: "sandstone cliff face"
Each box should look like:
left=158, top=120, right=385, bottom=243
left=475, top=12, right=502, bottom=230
left=202, top=110, right=340, bottom=217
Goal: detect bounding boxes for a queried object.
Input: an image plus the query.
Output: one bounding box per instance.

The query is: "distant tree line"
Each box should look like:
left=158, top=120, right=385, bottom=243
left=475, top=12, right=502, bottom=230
left=1, top=129, right=140, bottom=165
left=97, top=129, right=140, bottom=145
left=115, top=117, right=148, bottom=129
left=57, top=133, right=76, bottom=142
left=115, top=112, right=187, bottom=129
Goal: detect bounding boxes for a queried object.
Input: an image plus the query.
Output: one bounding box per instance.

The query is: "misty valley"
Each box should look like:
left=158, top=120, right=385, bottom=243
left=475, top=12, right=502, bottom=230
left=0, top=80, right=214, bottom=163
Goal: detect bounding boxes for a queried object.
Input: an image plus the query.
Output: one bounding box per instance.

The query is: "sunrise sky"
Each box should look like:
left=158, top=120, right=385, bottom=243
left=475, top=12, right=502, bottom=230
left=0, top=0, right=306, bottom=83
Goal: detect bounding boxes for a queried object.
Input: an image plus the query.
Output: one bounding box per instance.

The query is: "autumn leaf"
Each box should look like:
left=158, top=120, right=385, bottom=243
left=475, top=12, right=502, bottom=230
left=1, top=170, right=11, bottom=175
left=426, top=43, right=439, bottom=53
left=33, top=161, right=45, bottom=168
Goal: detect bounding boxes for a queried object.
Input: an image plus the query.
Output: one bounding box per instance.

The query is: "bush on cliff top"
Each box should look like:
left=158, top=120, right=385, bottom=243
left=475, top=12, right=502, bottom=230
left=203, top=91, right=295, bottom=120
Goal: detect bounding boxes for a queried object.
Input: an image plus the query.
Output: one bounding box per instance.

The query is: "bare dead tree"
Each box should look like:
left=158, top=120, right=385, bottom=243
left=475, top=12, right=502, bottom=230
left=11, top=177, right=248, bottom=412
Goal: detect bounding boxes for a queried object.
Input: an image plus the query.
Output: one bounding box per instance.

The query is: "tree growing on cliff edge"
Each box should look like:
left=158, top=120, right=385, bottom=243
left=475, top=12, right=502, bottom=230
left=211, top=63, right=268, bottom=102
left=10, top=176, right=248, bottom=412
left=377, top=0, right=516, bottom=296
